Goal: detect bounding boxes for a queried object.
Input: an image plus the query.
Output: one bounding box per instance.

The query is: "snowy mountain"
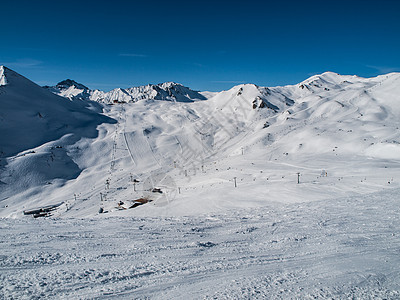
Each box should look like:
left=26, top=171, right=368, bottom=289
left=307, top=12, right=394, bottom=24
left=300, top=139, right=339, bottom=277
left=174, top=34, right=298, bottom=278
left=1, top=67, right=400, bottom=219
left=43, top=79, right=91, bottom=101
left=0, top=66, right=115, bottom=208
left=45, top=80, right=207, bottom=103
left=0, top=66, right=113, bottom=157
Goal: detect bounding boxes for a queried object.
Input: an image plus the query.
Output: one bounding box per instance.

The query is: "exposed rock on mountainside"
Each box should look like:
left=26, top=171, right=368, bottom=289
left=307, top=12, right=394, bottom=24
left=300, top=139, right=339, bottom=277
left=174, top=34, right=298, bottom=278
left=45, top=80, right=207, bottom=103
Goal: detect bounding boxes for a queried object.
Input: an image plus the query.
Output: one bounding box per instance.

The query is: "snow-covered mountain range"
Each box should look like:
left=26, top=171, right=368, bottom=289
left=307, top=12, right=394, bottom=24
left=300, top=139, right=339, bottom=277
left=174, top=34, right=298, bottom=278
left=44, top=79, right=207, bottom=103
left=1, top=66, right=400, bottom=219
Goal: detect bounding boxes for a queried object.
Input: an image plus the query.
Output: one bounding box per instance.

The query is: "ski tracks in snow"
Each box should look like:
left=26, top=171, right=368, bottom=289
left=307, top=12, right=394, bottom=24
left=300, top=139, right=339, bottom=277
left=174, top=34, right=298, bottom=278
left=1, top=188, right=400, bottom=299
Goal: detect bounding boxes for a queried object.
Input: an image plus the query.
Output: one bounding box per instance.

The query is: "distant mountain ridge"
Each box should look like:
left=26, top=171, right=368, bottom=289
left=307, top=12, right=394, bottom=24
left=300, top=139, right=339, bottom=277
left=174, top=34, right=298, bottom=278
left=44, top=80, right=207, bottom=103
left=42, top=71, right=400, bottom=119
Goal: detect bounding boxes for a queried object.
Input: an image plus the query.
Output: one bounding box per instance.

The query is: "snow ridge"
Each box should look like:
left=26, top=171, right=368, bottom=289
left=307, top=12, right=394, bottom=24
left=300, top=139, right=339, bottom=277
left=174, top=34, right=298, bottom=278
left=45, top=80, right=207, bottom=103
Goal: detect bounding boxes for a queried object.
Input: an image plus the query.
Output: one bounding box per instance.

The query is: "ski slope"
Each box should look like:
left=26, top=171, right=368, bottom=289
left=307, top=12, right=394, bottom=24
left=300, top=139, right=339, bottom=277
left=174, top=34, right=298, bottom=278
left=1, top=188, right=399, bottom=299
left=1, top=68, right=400, bottom=218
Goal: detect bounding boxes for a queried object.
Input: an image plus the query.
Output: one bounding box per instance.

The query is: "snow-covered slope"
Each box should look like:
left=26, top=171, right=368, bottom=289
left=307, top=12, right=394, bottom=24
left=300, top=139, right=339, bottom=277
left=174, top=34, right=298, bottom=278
left=45, top=80, right=207, bottom=103
left=2, top=188, right=400, bottom=299
left=0, top=67, right=114, bottom=157
left=1, top=67, right=400, bottom=218
left=0, top=66, right=115, bottom=209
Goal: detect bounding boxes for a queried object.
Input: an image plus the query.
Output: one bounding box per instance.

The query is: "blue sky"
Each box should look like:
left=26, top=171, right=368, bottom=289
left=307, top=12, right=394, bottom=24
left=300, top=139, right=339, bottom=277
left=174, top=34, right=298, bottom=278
left=1, top=0, right=399, bottom=91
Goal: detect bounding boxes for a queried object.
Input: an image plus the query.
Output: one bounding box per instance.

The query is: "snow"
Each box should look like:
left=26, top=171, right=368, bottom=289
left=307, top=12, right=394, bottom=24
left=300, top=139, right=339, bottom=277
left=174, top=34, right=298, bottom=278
left=0, top=66, right=115, bottom=211
left=1, top=66, right=400, bottom=297
left=45, top=80, right=207, bottom=103
left=0, top=66, right=7, bottom=86
left=1, top=67, right=400, bottom=218
left=1, top=188, right=399, bottom=299
left=0, top=69, right=400, bottom=218
left=0, top=67, right=113, bottom=158
left=365, top=143, right=400, bottom=160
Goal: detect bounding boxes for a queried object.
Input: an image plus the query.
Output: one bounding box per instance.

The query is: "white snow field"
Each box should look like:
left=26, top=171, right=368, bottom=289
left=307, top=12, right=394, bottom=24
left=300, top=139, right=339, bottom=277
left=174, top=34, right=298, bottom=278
left=1, top=66, right=400, bottom=298
left=1, top=188, right=400, bottom=299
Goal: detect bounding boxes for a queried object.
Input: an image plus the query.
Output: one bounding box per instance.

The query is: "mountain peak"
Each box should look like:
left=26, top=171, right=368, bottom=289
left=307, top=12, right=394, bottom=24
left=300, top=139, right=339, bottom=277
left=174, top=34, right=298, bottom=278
left=297, top=71, right=351, bottom=92
left=56, top=79, right=88, bottom=91
left=302, top=71, right=341, bottom=84
left=0, top=65, right=7, bottom=86
left=152, top=82, right=206, bottom=102
left=0, top=65, right=46, bottom=91
left=157, top=81, right=183, bottom=89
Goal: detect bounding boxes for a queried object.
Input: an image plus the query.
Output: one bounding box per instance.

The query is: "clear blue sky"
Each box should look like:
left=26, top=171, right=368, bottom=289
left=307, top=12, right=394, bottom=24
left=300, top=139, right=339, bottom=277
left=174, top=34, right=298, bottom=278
left=1, top=0, right=399, bottom=91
